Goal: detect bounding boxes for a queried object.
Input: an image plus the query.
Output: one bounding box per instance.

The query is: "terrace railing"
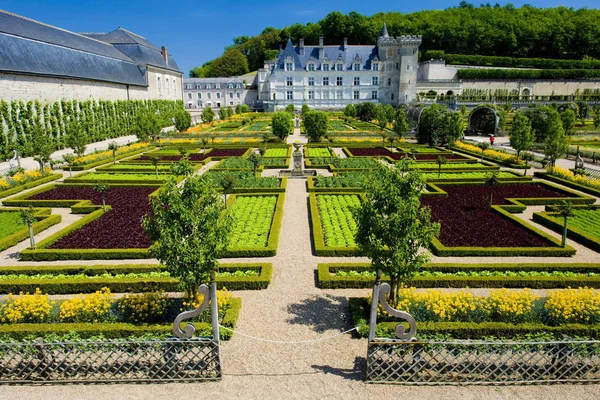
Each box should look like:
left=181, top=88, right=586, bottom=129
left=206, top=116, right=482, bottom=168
left=0, top=283, right=222, bottom=384
left=366, top=273, right=600, bottom=385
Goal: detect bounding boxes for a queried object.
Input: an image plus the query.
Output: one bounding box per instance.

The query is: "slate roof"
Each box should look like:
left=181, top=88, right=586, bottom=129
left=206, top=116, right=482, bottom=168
left=0, top=9, right=181, bottom=86
left=276, top=39, right=378, bottom=71
left=85, top=28, right=181, bottom=73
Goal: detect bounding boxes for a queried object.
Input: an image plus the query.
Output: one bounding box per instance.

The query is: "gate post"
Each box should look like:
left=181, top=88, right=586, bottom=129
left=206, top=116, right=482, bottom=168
left=368, top=270, right=382, bottom=342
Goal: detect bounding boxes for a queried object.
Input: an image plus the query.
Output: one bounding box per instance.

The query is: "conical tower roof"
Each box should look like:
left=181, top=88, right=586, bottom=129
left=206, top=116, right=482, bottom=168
left=379, top=22, right=389, bottom=38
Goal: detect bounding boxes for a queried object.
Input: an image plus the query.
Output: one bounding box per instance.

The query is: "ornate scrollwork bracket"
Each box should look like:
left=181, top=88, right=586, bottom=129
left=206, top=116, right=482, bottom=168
left=378, top=283, right=417, bottom=340
left=173, top=284, right=211, bottom=339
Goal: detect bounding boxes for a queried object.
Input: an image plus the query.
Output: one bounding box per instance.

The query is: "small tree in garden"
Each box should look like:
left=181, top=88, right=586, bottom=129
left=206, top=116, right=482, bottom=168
left=108, top=142, right=119, bottom=165
left=93, top=183, right=109, bottom=213
left=131, top=111, right=160, bottom=143
left=66, top=120, right=88, bottom=157
left=509, top=113, right=533, bottom=159
left=460, top=104, right=468, bottom=117
left=201, top=137, right=208, bottom=153
left=485, top=171, right=500, bottom=207
left=142, top=176, right=232, bottom=297
left=353, top=162, right=440, bottom=305
left=221, top=174, right=235, bottom=205
left=285, top=104, right=295, bottom=114
left=544, top=111, right=569, bottom=167
left=151, top=156, right=161, bottom=179
left=209, top=134, right=217, bottom=146
left=271, top=111, right=293, bottom=140
left=174, top=109, right=192, bottom=132
left=393, top=109, right=409, bottom=139
left=247, top=151, right=261, bottom=175
left=386, top=133, right=397, bottom=152
left=521, top=152, right=534, bottom=176
left=301, top=103, right=310, bottom=115
left=202, top=106, right=215, bottom=124
left=556, top=201, right=574, bottom=247
left=170, top=159, right=194, bottom=177
left=326, top=135, right=335, bottom=163
left=304, top=111, right=328, bottom=141
left=219, top=107, right=229, bottom=121
left=62, top=154, right=75, bottom=178
left=262, top=132, right=270, bottom=150
left=178, top=147, right=188, bottom=157
left=436, top=155, right=448, bottom=177
left=478, top=141, right=489, bottom=161
left=344, top=104, right=357, bottom=118
left=19, top=205, right=36, bottom=249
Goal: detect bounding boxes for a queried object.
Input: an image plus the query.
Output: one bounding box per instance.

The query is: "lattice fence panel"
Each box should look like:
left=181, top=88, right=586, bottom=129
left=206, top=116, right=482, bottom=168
left=0, top=338, right=221, bottom=384
left=367, top=340, right=600, bottom=385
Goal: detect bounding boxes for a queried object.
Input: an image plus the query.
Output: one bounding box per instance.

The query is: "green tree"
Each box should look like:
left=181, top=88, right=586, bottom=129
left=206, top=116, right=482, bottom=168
left=205, top=49, right=249, bottom=77
left=142, top=176, right=232, bottom=297
left=344, top=104, right=357, bottom=118
left=174, top=109, right=192, bottom=132
left=201, top=137, right=209, bottom=153
left=247, top=151, right=261, bottom=175
left=521, top=152, right=534, bottom=176
left=544, top=111, right=569, bottom=166
left=301, top=104, right=310, bottom=115
left=271, top=111, right=293, bottom=140
left=151, top=156, right=161, bottom=179
left=285, top=104, right=295, bottom=114
left=108, top=142, right=119, bottom=165
left=477, top=141, right=489, bottom=161
left=221, top=174, right=235, bottom=205
left=261, top=131, right=270, bottom=150
left=202, top=107, right=215, bottom=124
left=93, top=183, right=109, bottom=213
left=460, top=104, right=468, bottom=117
left=131, top=112, right=160, bottom=143
left=560, top=109, right=577, bottom=135
left=357, top=102, right=377, bottom=122
left=19, top=205, right=36, bottom=249
left=556, top=201, right=573, bottom=248
left=170, top=158, right=194, bottom=177
left=386, top=133, right=397, bottom=152
left=436, top=155, right=448, bottom=177
left=417, top=104, right=446, bottom=145
left=509, top=113, right=533, bottom=159
left=304, top=111, right=329, bottom=142
left=393, top=109, right=409, bottom=138
left=62, top=154, right=75, bottom=178
left=66, top=120, right=88, bottom=157
left=353, top=162, right=440, bottom=304
left=31, top=129, right=55, bottom=171
left=441, top=112, right=464, bottom=146
left=485, top=171, right=500, bottom=207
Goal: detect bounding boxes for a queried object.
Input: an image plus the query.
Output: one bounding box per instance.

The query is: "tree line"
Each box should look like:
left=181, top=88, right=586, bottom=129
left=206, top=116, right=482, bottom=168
left=190, top=4, right=600, bottom=77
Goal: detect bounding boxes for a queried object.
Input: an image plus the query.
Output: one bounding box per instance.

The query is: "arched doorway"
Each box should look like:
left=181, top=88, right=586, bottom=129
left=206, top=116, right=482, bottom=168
left=468, top=106, right=499, bottom=136
left=521, top=88, right=531, bottom=99
left=446, top=90, right=455, bottom=96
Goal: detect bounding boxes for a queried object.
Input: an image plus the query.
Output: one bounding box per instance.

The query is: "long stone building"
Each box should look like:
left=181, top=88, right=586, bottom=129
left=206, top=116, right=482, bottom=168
left=0, top=9, right=183, bottom=102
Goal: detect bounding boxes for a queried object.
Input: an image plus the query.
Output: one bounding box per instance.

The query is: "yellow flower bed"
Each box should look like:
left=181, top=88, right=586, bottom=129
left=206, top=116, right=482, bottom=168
left=0, top=167, right=53, bottom=192
left=59, top=288, right=113, bottom=323
left=116, top=291, right=169, bottom=324
left=73, top=142, right=150, bottom=166
left=182, top=288, right=232, bottom=311
left=483, top=288, right=539, bottom=323
left=544, top=288, right=600, bottom=324
left=0, top=289, right=53, bottom=323
left=548, top=166, right=600, bottom=190
left=455, top=141, right=523, bottom=165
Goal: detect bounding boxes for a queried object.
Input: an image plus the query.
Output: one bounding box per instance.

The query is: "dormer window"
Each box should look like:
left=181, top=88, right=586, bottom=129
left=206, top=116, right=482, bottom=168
left=227, top=83, right=234, bottom=89
left=206, top=84, right=211, bottom=89
left=216, top=84, right=221, bottom=89
left=353, top=63, right=360, bottom=71
left=336, top=63, right=343, bottom=71
left=308, top=63, right=315, bottom=71
left=236, top=83, right=242, bottom=89
left=322, top=63, right=330, bottom=71
left=285, top=61, right=294, bottom=71
left=372, top=63, right=379, bottom=71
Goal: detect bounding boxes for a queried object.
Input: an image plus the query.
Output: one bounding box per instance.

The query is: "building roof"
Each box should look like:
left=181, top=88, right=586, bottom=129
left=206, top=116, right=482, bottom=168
left=184, top=76, right=246, bottom=85
left=0, top=9, right=181, bottom=86
left=276, top=40, right=378, bottom=71
left=85, top=28, right=181, bottom=74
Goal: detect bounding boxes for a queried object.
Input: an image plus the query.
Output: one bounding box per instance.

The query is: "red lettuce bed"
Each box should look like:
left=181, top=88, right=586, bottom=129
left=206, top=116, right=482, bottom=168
left=420, top=183, right=567, bottom=247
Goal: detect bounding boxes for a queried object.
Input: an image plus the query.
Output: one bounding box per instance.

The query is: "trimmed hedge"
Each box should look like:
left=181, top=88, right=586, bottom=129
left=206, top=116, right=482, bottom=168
left=63, top=172, right=177, bottom=185
left=318, top=263, right=600, bottom=289
left=0, top=173, right=62, bottom=200
left=219, top=193, right=285, bottom=258
left=0, top=298, right=242, bottom=340
left=0, top=208, right=62, bottom=252
left=70, top=146, right=154, bottom=171
left=0, top=263, right=273, bottom=294
left=349, top=297, right=600, bottom=339
left=534, top=172, right=600, bottom=198
left=449, top=145, right=527, bottom=169
left=305, top=177, right=363, bottom=193
left=457, top=68, right=600, bottom=80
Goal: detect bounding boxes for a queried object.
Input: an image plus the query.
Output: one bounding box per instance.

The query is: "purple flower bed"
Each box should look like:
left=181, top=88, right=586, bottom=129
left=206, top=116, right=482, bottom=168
left=27, top=187, right=156, bottom=249
left=420, top=183, right=567, bottom=247
left=134, top=154, right=209, bottom=162
left=347, top=148, right=467, bottom=161
left=206, top=148, right=248, bottom=157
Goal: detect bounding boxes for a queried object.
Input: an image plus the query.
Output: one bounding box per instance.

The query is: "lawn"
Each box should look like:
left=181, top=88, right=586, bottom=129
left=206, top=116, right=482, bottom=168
left=228, top=195, right=277, bottom=249
left=560, top=208, right=600, bottom=241
left=0, top=212, right=27, bottom=239
left=305, top=148, right=333, bottom=158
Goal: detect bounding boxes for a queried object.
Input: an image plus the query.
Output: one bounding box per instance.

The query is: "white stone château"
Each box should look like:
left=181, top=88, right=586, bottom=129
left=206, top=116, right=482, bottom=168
left=0, top=9, right=183, bottom=102
left=256, top=23, right=421, bottom=110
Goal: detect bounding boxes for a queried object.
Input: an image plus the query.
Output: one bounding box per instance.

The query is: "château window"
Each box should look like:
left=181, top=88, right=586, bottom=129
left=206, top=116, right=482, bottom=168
left=308, top=77, right=315, bottom=86
left=371, top=90, right=378, bottom=99
left=396, top=63, right=399, bottom=70
left=353, top=90, right=360, bottom=100
left=406, top=65, right=410, bottom=70
left=286, top=90, right=293, bottom=100
left=336, top=63, right=343, bottom=71
left=157, top=76, right=161, bottom=90
left=373, top=63, right=379, bottom=71
left=323, top=77, right=329, bottom=86
left=197, top=93, right=201, bottom=99
left=387, top=78, right=391, bottom=86
left=173, top=80, right=176, bottom=95
left=308, top=63, right=315, bottom=71
left=353, top=63, right=360, bottom=71
left=229, top=93, right=233, bottom=99
left=336, top=77, right=343, bottom=86
left=286, top=77, right=293, bottom=86
left=165, top=78, right=170, bottom=94
left=308, top=90, right=314, bottom=100
left=391, top=93, right=395, bottom=100
left=187, top=93, right=192, bottom=99
left=353, top=77, right=360, bottom=86
left=237, top=92, right=241, bottom=98
left=372, top=77, right=378, bottom=86
left=216, top=84, right=220, bottom=89
left=336, top=90, right=343, bottom=100
left=323, top=64, right=330, bottom=71
left=323, top=91, right=329, bottom=100
left=286, top=62, right=293, bottom=71
left=207, top=93, right=211, bottom=99
left=206, top=84, right=211, bottom=89
left=216, top=93, right=221, bottom=99
left=197, top=100, right=202, bottom=107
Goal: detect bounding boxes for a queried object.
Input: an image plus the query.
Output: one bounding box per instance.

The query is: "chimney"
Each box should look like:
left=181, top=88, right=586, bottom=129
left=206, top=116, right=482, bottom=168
left=161, top=46, right=168, bottom=65
left=318, top=36, right=324, bottom=60
left=299, top=38, right=304, bottom=55
left=343, top=38, right=347, bottom=51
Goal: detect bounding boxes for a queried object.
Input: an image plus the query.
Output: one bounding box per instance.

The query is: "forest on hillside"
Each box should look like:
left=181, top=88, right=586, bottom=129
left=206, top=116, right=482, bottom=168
left=190, top=3, right=600, bottom=78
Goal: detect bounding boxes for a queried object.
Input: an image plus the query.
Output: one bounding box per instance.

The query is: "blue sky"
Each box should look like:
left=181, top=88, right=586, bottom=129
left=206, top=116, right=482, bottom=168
left=2, top=0, right=597, bottom=76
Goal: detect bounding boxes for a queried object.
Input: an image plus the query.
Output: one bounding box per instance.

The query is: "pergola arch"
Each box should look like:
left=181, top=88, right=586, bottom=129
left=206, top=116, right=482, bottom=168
left=468, top=106, right=499, bottom=136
